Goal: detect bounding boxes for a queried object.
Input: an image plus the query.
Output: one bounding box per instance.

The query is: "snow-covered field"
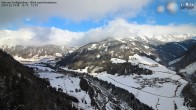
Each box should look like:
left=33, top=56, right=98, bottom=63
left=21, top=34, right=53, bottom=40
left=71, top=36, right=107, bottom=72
left=94, top=54, right=188, bottom=110
left=38, top=72, right=93, bottom=110
left=25, top=53, right=190, bottom=110
left=14, top=55, right=56, bottom=63
left=26, top=64, right=55, bottom=72
left=25, top=62, right=94, bottom=110
left=93, top=72, right=187, bottom=110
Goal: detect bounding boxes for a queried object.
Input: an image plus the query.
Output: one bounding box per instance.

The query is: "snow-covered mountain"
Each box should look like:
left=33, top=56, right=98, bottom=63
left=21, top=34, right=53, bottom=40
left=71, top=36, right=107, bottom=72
left=0, top=45, right=76, bottom=62
left=56, top=35, right=196, bottom=110
left=1, top=34, right=195, bottom=110
left=57, top=35, right=196, bottom=71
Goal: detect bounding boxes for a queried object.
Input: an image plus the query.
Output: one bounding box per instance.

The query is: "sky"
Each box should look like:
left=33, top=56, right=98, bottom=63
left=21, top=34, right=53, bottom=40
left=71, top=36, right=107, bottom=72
left=0, top=0, right=196, bottom=46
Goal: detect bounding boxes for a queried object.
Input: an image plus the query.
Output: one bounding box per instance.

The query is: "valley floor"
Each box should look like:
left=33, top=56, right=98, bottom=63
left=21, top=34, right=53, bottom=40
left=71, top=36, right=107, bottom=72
left=24, top=56, right=189, bottom=110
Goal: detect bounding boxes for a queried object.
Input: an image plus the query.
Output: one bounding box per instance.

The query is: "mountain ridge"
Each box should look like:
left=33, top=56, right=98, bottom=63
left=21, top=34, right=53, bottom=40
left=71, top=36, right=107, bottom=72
left=57, top=37, right=196, bottom=72
left=0, top=44, right=77, bottom=62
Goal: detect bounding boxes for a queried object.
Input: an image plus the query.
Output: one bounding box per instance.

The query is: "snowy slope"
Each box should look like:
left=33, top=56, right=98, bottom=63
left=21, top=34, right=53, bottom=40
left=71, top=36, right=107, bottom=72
left=180, top=62, right=196, bottom=75
left=38, top=72, right=93, bottom=110
left=169, top=57, right=183, bottom=66
left=58, top=37, right=196, bottom=72
left=94, top=72, right=187, bottom=110
left=128, top=54, right=159, bottom=65
left=25, top=62, right=94, bottom=110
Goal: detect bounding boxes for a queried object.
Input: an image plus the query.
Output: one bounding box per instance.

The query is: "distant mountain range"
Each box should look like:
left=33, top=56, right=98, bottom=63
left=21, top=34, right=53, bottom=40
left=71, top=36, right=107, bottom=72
left=57, top=35, right=196, bottom=72
left=0, top=45, right=77, bottom=62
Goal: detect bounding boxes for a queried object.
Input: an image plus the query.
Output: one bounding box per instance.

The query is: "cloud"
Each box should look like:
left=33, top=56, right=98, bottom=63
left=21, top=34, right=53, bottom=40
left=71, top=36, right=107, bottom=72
left=0, top=27, right=83, bottom=46
left=0, top=19, right=196, bottom=47
left=166, top=2, right=178, bottom=14
left=0, top=0, right=151, bottom=25
left=157, top=5, right=165, bottom=13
